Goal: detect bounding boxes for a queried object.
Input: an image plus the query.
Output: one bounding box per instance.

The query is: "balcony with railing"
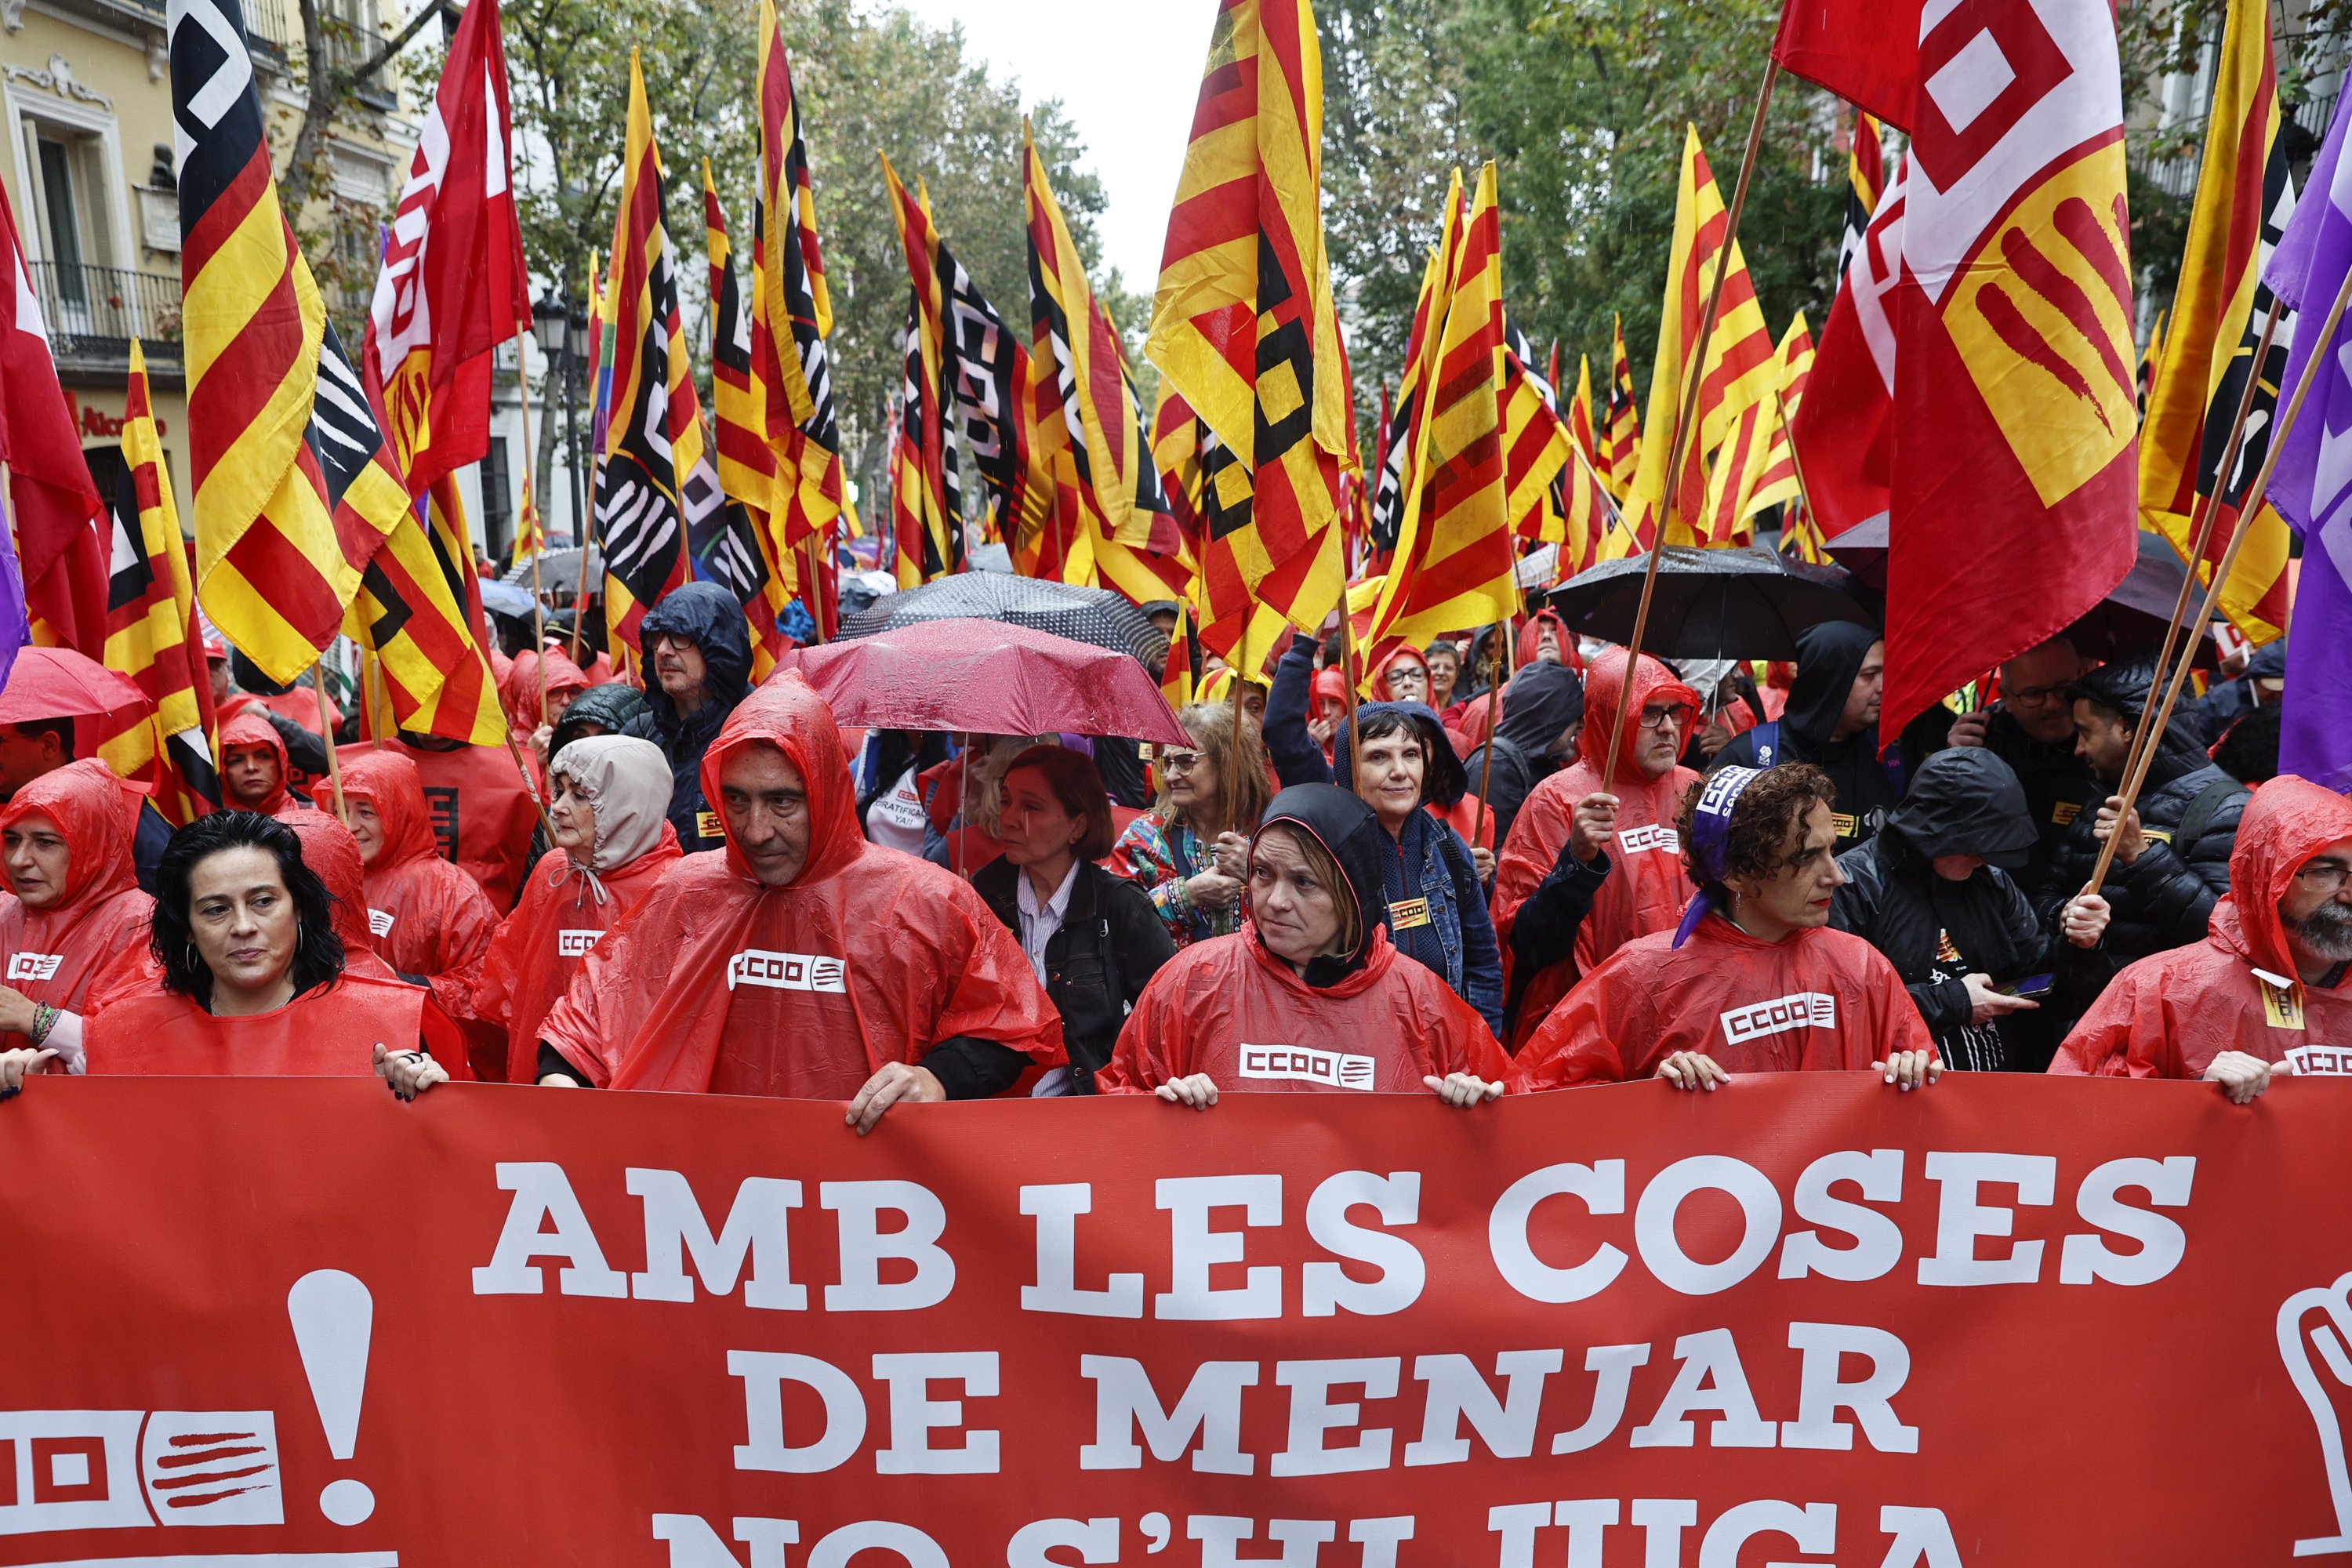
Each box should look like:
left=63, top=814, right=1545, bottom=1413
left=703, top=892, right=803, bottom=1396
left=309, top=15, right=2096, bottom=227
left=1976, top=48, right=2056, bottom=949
left=24, top=260, right=183, bottom=379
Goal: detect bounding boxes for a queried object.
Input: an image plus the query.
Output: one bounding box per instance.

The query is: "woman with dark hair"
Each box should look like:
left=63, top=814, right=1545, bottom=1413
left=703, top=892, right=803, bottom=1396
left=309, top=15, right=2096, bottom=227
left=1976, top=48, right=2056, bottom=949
left=973, top=746, right=1178, bottom=1092
left=1111, top=701, right=1272, bottom=947
left=1512, top=764, right=1939, bottom=1091
left=71, top=812, right=463, bottom=1078
left=1101, top=785, right=1508, bottom=1106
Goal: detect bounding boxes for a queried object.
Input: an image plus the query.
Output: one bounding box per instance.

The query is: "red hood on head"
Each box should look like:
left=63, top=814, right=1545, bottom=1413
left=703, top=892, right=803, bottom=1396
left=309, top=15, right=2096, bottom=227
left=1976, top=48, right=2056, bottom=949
left=220, top=713, right=295, bottom=815
left=1310, top=666, right=1350, bottom=713
left=2210, top=775, right=2352, bottom=976
left=1518, top=608, right=1585, bottom=673
left=1371, top=645, right=1431, bottom=704
left=339, top=750, right=440, bottom=869
left=698, top=673, right=862, bottom=888
left=501, top=649, right=591, bottom=727
left=279, top=808, right=375, bottom=953
left=0, top=758, right=143, bottom=915
left=1581, top=648, right=1700, bottom=771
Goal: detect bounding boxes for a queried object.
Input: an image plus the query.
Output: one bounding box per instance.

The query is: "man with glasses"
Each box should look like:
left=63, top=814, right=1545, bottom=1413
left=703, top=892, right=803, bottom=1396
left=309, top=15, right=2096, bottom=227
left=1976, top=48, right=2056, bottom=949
left=623, top=582, right=755, bottom=855
left=1943, top=635, right=2100, bottom=899
left=1711, top=622, right=1897, bottom=854
left=2054, top=776, right=2352, bottom=1099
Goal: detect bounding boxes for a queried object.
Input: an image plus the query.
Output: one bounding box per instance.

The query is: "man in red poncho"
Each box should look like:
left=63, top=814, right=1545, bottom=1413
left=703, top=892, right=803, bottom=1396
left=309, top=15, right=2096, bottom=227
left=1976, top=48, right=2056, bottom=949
left=468, top=677, right=1065, bottom=1130
left=2052, top=775, right=2352, bottom=1102
left=1490, top=648, right=1700, bottom=1047
left=1512, top=763, right=1939, bottom=1090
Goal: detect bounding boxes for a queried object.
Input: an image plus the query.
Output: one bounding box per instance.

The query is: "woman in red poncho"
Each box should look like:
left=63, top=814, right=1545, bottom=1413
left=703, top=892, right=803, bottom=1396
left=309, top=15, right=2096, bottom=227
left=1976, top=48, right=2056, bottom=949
left=1102, top=784, right=1508, bottom=1107
left=339, top=750, right=499, bottom=987
left=65, top=812, right=463, bottom=1079
left=0, top=760, right=154, bottom=1081
left=220, top=713, right=307, bottom=814
left=440, top=734, right=680, bottom=1083
left=385, top=677, right=1065, bottom=1130
left=503, top=648, right=592, bottom=774
left=278, top=809, right=404, bottom=985
left=1489, top=648, right=1701, bottom=1047
left=1512, top=763, right=1939, bottom=1092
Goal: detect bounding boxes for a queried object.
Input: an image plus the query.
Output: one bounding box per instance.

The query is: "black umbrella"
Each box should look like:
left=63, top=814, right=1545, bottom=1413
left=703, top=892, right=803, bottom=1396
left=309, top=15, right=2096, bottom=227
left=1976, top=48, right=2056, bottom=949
left=1543, top=546, right=1878, bottom=661
left=840, top=573, right=1169, bottom=671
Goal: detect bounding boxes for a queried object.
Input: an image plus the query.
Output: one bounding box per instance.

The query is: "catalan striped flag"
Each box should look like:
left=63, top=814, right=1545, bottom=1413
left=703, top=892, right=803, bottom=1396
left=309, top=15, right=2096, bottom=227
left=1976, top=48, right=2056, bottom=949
left=1569, top=353, right=1599, bottom=468
left=1699, top=313, right=1815, bottom=547
left=882, top=158, right=964, bottom=586
left=1147, top=0, right=1348, bottom=642
left=595, top=52, right=701, bottom=652
left=2139, top=0, right=2295, bottom=644
left=97, top=340, right=219, bottom=823
left=1161, top=599, right=1201, bottom=709
left=1500, top=343, right=1577, bottom=543
left=1369, top=214, right=1460, bottom=560
left=1750, top=314, right=1814, bottom=523
left=703, top=165, right=789, bottom=676
left=1602, top=313, right=1642, bottom=501
left=514, top=470, right=545, bottom=561
left=1632, top=125, right=1780, bottom=544
left=1838, top=111, right=1884, bottom=283
left=352, top=470, right=509, bottom=745
left=1022, top=126, right=1189, bottom=607
left=752, top=0, right=844, bottom=561
left=2138, top=310, right=2165, bottom=414
left=175, top=0, right=490, bottom=732
left=1368, top=162, right=1515, bottom=650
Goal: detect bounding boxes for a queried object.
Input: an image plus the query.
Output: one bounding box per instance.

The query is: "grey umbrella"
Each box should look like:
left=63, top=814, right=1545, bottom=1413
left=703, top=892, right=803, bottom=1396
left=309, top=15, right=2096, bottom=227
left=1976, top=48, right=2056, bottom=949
left=500, top=546, right=603, bottom=596
left=1542, top=545, right=1878, bottom=661
left=840, top=573, right=1169, bottom=671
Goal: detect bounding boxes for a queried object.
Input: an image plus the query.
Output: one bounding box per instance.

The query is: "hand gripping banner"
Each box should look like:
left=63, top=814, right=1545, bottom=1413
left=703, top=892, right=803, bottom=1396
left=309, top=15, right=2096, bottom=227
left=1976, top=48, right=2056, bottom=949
left=0, top=1074, right=2348, bottom=1565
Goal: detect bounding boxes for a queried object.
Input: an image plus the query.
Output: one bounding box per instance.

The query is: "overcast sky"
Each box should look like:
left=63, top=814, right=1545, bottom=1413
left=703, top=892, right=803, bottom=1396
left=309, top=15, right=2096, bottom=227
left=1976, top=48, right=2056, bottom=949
left=892, top=0, right=1221, bottom=293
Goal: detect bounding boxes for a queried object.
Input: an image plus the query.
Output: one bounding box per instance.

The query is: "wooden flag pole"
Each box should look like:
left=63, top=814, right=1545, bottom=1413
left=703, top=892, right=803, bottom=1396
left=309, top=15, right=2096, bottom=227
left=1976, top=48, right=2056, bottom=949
left=1225, top=618, right=1249, bottom=845
left=2085, top=262, right=2352, bottom=899
left=313, top=659, right=347, bottom=820
left=1336, top=603, right=1362, bottom=787
left=800, top=535, right=829, bottom=644
left=1599, top=57, right=1779, bottom=791
left=1777, top=388, right=1817, bottom=525
left=2108, top=294, right=2284, bottom=808
left=515, top=329, right=549, bottom=727
left=1471, top=616, right=1515, bottom=851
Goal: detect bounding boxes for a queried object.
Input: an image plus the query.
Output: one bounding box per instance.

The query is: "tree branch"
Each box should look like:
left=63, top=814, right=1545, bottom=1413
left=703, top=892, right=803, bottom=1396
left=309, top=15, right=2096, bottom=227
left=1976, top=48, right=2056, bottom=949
left=348, top=0, right=458, bottom=85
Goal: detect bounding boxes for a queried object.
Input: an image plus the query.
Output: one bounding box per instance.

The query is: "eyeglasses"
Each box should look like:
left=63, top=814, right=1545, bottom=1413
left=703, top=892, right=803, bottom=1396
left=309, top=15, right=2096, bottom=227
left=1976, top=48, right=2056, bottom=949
left=1636, top=704, right=1693, bottom=731
left=1157, top=750, right=1207, bottom=773
left=2005, top=682, right=2072, bottom=708
left=2297, top=862, right=2352, bottom=894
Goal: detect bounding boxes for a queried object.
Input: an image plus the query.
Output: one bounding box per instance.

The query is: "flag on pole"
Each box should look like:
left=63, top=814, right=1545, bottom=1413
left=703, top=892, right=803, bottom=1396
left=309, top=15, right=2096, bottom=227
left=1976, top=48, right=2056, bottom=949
left=97, top=340, right=219, bottom=822
left=1369, top=218, right=1459, bottom=560
left=1748, top=314, right=1815, bottom=524
left=595, top=52, right=700, bottom=652
left=1501, top=341, right=1602, bottom=569
left=2138, top=0, right=2296, bottom=644
left=1022, top=127, right=1189, bottom=606
left=1700, top=313, right=1816, bottom=546
left=1791, top=156, right=1905, bottom=543
left=1875, top=0, right=2139, bottom=737
left=1161, top=599, right=1200, bottom=709
left=2261, top=88, right=2352, bottom=789
left=1147, top=0, right=1348, bottom=641
left=1630, top=124, right=1780, bottom=544
left=363, top=0, right=530, bottom=497
left=0, top=176, right=101, bottom=659
left=1770, top=0, right=1922, bottom=132
left=1602, top=313, right=1642, bottom=503
left=514, top=469, right=545, bottom=562
left=1367, top=163, right=1515, bottom=651
left=1569, top=354, right=1599, bottom=467
left=882, top=160, right=966, bottom=585
left=703, top=166, right=789, bottom=675
left=2137, top=310, right=2166, bottom=413
left=1838, top=111, right=1885, bottom=282
left=752, top=0, right=844, bottom=565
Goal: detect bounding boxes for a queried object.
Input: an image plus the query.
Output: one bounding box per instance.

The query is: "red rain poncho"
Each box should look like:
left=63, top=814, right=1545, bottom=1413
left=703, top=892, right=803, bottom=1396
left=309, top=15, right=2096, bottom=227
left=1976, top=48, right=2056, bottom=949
left=2053, top=775, right=2352, bottom=1080
left=220, top=712, right=305, bottom=815
left=1370, top=645, right=1430, bottom=704
left=499, top=648, right=591, bottom=735
left=1101, top=927, right=1508, bottom=1094
left=278, top=809, right=403, bottom=985
left=339, top=739, right=539, bottom=909
left=0, top=760, right=154, bottom=1036
left=544, top=676, right=1064, bottom=1094
left=1490, top=648, right=1700, bottom=1047
left=1516, top=607, right=1585, bottom=673
left=1512, top=913, right=1936, bottom=1087
left=340, top=750, right=499, bottom=985
left=445, top=736, right=681, bottom=1083
left=85, top=972, right=458, bottom=1075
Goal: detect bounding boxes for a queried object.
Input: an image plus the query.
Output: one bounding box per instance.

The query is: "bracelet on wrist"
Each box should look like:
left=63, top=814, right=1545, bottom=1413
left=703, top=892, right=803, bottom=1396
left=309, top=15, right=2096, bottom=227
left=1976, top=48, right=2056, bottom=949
left=30, top=1003, right=56, bottom=1044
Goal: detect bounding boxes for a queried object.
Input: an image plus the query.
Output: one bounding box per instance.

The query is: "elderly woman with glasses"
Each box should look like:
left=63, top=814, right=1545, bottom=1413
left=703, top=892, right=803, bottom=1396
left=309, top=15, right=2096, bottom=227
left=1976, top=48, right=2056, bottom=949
left=1110, top=702, right=1274, bottom=947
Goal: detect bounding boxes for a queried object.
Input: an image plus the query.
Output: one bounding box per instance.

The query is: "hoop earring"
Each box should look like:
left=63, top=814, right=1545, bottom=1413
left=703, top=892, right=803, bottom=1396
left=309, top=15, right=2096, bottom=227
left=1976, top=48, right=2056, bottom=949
left=186, top=943, right=200, bottom=971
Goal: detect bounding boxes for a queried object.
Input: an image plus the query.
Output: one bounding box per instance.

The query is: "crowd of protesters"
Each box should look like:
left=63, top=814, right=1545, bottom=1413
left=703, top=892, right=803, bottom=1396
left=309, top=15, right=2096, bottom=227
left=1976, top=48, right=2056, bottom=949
left=0, top=575, right=2340, bottom=1123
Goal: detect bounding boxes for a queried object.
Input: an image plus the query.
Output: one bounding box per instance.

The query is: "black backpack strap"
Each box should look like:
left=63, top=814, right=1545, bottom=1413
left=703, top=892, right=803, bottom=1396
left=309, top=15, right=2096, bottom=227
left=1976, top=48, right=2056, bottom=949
left=2173, top=778, right=2243, bottom=859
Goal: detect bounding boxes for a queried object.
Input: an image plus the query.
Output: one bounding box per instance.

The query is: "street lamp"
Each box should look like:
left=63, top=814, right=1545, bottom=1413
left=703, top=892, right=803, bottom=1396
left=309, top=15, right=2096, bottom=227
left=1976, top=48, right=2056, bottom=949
left=531, top=288, right=575, bottom=545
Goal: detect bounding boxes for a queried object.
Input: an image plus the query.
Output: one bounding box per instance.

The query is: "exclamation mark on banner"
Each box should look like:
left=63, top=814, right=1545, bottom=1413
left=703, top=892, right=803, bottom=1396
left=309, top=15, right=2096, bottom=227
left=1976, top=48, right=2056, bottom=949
left=287, top=1269, right=376, bottom=1526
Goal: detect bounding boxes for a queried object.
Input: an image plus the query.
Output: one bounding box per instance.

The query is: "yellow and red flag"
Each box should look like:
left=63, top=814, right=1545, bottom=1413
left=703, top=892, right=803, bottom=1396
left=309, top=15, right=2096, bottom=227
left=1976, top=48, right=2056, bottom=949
left=1160, top=600, right=1200, bottom=710
left=1838, top=111, right=1885, bottom=284
left=98, top=340, right=220, bottom=823
left=596, top=52, right=702, bottom=652
left=1699, top=313, right=1815, bottom=546
left=2138, top=0, right=2294, bottom=643
left=752, top=0, right=844, bottom=564
left=1602, top=313, right=1642, bottom=504
left=1569, top=353, right=1599, bottom=470
left=1501, top=342, right=1608, bottom=577
left=1147, top=0, right=1348, bottom=643
left=883, top=159, right=964, bottom=586
left=1369, top=209, right=1462, bottom=566
left=704, top=164, right=790, bottom=677
left=1368, top=163, right=1515, bottom=650
left=1022, top=126, right=1189, bottom=607
left=1632, top=125, right=1780, bottom=543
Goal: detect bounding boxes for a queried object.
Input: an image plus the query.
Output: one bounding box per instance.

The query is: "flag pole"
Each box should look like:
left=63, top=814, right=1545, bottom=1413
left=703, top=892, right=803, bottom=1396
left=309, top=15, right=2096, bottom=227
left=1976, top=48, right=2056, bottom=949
left=1776, top=388, right=1817, bottom=524
left=2085, top=263, right=2352, bottom=898
left=1336, top=601, right=1362, bottom=786
left=1225, top=616, right=1249, bottom=843
left=313, top=659, right=347, bottom=819
left=1599, top=57, right=1780, bottom=791
left=800, top=535, right=829, bottom=644
left=2109, top=294, right=2285, bottom=807
left=1471, top=615, right=1515, bottom=851
left=515, top=328, right=548, bottom=727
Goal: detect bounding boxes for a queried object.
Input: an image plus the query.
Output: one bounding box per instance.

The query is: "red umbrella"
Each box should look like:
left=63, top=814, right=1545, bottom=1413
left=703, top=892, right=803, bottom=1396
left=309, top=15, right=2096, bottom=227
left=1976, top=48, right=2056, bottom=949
left=0, top=646, right=151, bottom=726
left=768, top=618, right=1190, bottom=745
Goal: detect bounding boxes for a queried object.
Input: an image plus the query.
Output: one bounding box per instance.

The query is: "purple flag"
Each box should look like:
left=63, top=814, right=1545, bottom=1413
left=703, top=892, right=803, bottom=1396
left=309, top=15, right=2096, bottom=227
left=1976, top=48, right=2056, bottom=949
left=0, top=481, right=30, bottom=696
left=2264, top=89, right=2352, bottom=791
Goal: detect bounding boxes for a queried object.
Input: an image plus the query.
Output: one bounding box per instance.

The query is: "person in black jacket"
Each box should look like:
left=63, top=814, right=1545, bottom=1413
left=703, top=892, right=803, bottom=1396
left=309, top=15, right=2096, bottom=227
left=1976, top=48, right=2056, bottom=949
left=2042, top=657, right=2249, bottom=985
left=1461, top=661, right=1584, bottom=852
left=973, top=746, right=1177, bottom=1092
left=1929, top=634, right=2101, bottom=912
left=1711, top=621, right=1899, bottom=854
left=622, top=583, right=753, bottom=855
left=1831, top=750, right=2110, bottom=1071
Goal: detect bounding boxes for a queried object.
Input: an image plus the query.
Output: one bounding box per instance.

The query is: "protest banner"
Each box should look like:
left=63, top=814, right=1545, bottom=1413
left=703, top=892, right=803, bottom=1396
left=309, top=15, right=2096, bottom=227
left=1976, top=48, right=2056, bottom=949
left=0, top=1073, right=2347, bottom=1565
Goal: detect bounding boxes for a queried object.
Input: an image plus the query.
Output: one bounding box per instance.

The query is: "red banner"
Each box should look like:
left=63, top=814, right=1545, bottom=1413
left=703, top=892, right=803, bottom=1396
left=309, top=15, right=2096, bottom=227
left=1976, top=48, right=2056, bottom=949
left=2, top=1075, right=2349, bottom=1565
